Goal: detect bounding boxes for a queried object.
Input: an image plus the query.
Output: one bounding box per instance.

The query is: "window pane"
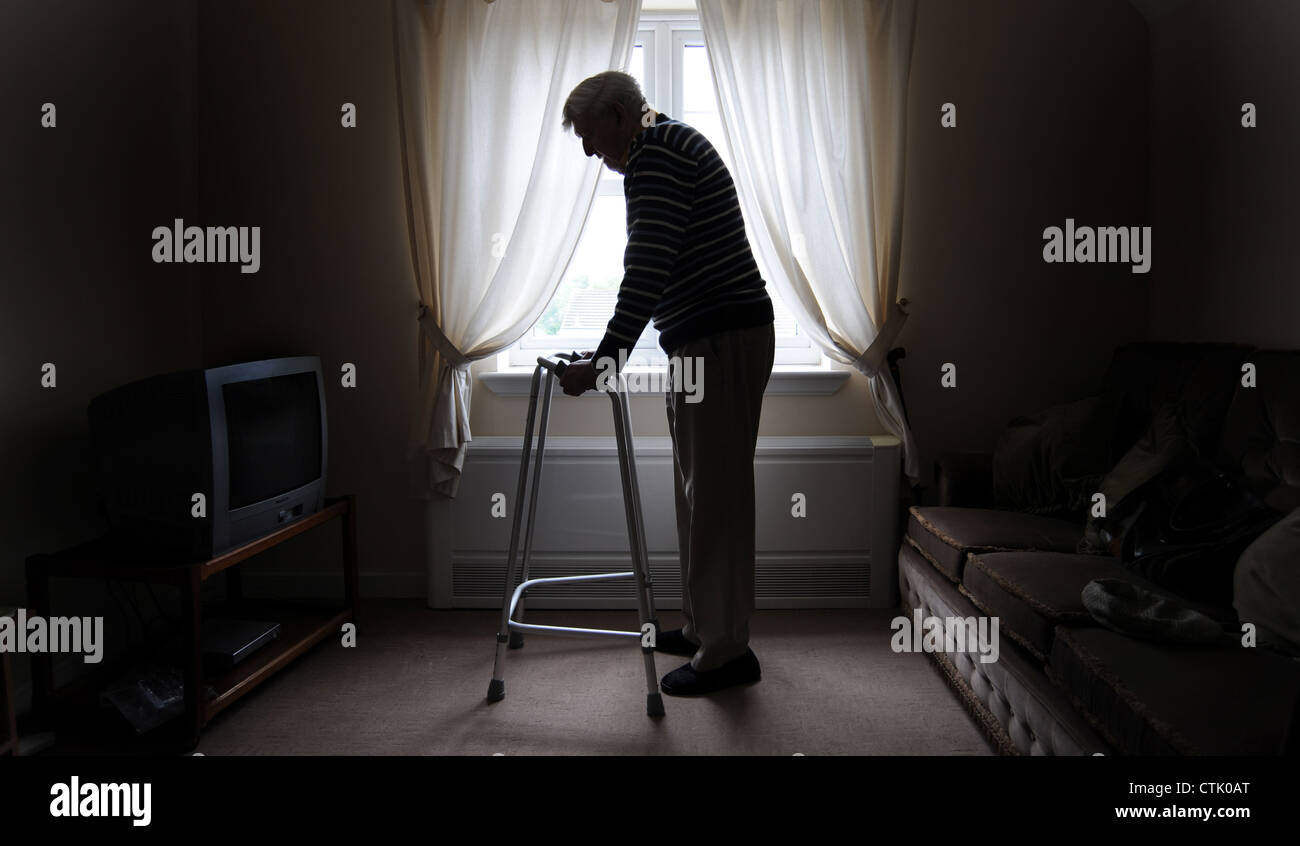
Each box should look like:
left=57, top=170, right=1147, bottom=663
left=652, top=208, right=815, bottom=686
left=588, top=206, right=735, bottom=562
left=533, top=191, right=661, bottom=353
left=534, top=195, right=624, bottom=338
left=680, top=45, right=733, bottom=178
left=682, top=45, right=713, bottom=112
left=629, top=43, right=645, bottom=89
left=771, top=289, right=799, bottom=337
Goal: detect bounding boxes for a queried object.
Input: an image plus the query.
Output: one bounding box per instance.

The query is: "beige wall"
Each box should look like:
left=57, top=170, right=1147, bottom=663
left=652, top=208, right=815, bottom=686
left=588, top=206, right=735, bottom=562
left=195, top=0, right=423, bottom=585
left=4, top=0, right=1197, bottom=606
left=896, top=0, right=1152, bottom=478
left=1, top=0, right=201, bottom=604
left=1147, top=0, right=1300, bottom=348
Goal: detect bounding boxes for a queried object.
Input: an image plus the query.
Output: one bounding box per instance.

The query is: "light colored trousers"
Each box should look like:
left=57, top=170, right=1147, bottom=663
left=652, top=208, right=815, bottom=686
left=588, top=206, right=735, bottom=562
left=665, top=322, right=775, bottom=670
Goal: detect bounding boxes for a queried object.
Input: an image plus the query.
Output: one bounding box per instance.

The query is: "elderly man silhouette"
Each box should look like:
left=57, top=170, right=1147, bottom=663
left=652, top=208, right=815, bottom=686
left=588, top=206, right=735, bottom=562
left=558, top=71, right=775, bottom=696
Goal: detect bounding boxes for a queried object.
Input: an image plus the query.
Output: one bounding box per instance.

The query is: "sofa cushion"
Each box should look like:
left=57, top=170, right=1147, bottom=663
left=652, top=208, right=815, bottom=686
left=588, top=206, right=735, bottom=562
left=1048, top=626, right=1300, bottom=755
left=1103, top=341, right=1252, bottom=460
left=992, top=394, right=1120, bottom=518
left=1080, top=399, right=1189, bottom=555
left=961, top=552, right=1132, bottom=660
left=906, top=506, right=1083, bottom=582
left=1218, top=350, right=1300, bottom=514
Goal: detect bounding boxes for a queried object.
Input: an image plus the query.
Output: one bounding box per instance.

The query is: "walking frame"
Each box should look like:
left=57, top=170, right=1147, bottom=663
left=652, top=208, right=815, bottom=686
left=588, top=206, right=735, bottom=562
left=486, top=352, right=665, bottom=717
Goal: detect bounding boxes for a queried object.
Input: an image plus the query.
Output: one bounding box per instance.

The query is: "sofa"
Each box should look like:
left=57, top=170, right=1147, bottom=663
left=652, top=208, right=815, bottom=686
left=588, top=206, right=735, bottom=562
left=898, top=342, right=1300, bottom=755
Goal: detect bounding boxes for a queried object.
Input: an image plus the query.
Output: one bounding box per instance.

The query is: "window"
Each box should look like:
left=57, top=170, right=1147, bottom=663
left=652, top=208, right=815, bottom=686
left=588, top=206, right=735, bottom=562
left=507, top=14, right=819, bottom=369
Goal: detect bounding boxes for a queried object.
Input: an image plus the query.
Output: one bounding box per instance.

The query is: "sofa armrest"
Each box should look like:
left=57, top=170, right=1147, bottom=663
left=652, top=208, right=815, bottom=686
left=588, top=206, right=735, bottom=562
left=934, top=451, right=994, bottom=507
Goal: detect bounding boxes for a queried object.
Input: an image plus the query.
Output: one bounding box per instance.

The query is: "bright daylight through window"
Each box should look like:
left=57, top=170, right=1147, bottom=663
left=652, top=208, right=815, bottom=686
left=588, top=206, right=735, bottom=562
left=508, top=18, right=816, bottom=369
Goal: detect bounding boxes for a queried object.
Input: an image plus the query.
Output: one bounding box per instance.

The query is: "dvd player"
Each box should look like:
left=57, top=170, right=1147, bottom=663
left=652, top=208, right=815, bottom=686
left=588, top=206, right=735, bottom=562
left=202, top=618, right=281, bottom=671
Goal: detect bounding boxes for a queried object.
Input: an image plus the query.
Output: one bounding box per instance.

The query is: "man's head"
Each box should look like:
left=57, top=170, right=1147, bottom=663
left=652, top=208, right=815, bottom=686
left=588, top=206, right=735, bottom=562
left=562, top=71, right=647, bottom=175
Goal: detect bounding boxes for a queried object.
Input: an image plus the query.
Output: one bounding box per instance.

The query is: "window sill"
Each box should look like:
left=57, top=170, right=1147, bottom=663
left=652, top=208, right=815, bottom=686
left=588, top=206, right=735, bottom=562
left=479, top=363, right=851, bottom=397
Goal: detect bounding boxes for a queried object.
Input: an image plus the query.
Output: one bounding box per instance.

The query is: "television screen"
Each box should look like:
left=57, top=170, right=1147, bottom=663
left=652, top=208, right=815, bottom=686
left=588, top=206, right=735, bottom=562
left=222, top=372, right=323, bottom=509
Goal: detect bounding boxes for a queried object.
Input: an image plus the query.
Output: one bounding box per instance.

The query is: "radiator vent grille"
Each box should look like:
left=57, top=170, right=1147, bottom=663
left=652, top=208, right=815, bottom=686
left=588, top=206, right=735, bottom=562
left=754, top=561, right=871, bottom=596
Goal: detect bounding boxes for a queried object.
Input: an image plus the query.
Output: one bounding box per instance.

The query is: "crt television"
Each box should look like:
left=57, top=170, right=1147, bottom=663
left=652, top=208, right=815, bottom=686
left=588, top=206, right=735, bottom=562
left=88, top=356, right=328, bottom=560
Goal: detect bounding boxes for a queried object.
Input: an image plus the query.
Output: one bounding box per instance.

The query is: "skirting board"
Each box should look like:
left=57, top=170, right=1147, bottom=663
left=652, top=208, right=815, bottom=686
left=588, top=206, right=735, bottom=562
left=426, top=435, right=901, bottom=609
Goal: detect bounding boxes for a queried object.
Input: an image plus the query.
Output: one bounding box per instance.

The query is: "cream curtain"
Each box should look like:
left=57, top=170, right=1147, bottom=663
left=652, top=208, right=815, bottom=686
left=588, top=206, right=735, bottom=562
left=698, top=0, right=921, bottom=481
left=393, top=0, right=641, bottom=498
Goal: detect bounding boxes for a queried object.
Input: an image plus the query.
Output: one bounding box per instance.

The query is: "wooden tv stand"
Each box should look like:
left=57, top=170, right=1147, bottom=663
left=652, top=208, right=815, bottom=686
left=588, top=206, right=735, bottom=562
left=25, top=495, right=358, bottom=749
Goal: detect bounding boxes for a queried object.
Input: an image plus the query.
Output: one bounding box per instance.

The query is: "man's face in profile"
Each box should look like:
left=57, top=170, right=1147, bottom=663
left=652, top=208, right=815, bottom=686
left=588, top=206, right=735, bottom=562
left=571, top=108, right=631, bottom=175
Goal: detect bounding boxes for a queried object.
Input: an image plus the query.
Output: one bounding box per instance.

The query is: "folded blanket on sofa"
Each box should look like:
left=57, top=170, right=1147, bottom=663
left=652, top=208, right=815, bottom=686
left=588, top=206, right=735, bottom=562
left=1081, top=578, right=1224, bottom=643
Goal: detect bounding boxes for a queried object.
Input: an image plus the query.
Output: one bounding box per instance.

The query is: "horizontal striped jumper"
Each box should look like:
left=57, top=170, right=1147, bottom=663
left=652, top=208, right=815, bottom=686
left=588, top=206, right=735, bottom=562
left=592, top=114, right=774, bottom=372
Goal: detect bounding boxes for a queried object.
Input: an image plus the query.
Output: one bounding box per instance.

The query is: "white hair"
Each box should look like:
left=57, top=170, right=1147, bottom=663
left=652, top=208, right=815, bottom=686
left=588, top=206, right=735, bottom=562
left=562, top=71, right=646, bottom=132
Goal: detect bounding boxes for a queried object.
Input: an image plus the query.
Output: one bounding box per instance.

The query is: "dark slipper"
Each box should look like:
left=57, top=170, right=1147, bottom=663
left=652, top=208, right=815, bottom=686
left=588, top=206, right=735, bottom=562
left=654, top=627, right=700, bottom=656
left=661, top=649, right=761, bottom=696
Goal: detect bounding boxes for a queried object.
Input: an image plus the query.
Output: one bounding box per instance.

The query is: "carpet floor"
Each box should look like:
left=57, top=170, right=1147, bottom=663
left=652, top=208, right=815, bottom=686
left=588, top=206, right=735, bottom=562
left=195, top=600, right=994, bottom=756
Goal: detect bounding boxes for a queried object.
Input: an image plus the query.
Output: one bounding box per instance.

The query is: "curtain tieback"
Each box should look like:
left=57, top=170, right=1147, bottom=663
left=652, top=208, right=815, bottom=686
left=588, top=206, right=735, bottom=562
left=852, top=298, right=910, bottom=379
left=417, top=303, right=471, bottom=370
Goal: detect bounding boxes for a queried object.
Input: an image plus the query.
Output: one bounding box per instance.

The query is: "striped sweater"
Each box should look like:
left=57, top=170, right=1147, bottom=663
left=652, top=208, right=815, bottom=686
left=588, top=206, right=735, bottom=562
left=592, top=114, right=774, bottom=372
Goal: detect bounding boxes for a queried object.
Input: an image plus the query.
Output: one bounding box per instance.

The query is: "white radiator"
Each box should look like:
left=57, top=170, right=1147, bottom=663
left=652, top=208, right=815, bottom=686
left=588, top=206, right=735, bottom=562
left=426, top=436, right=900, bottom=609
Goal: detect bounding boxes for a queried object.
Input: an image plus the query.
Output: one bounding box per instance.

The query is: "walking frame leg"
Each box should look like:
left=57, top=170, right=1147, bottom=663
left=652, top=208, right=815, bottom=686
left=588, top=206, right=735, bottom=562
left=512, top=367, right=555, bottom=649
left=611, top=378, right=664, bottom=717
left=486, top=358, right=663, bottom=717
left=488, top=366, right=542, bottom=702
